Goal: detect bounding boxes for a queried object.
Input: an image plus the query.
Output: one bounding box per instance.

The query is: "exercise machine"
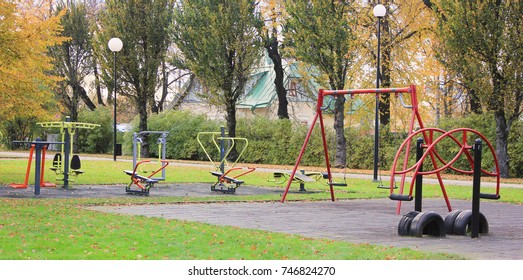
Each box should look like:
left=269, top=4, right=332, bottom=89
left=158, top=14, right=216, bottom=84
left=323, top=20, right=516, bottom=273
left=123, top=131, right=169, bottom=195
left=9, top=138, right=64, bottom=195
left=38, top=116, right=100, bottom=188
left=197, top=127, right=255, bottom=194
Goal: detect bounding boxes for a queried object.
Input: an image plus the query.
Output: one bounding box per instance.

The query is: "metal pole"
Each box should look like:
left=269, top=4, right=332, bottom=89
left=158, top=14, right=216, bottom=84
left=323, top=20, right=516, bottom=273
left=415, top=138, right=424, bottom=212
left=373, top=17, right=382, bottom=182
left=220, top=127, right=225, bottom=174
left=471, top=139, right=483, bottom=238
left=63, top=116, right=71, bottom=188
left=132, top=132, right=137, bottom=169
left=161, top=132, right=167, bottom=179
left=113, top=51, right=117, bottom=161
left=34, top=138, right=42, bottom=196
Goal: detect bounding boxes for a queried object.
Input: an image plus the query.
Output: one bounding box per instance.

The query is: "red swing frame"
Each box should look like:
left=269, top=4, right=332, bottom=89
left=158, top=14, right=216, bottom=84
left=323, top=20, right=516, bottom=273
left=281, top=85, right=424, bottom=202
left=281, top=84, right=501, bottom=215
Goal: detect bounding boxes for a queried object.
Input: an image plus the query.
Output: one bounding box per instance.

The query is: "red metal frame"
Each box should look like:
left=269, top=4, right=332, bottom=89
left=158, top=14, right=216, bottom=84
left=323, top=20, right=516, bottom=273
left=280, top=84, right=501, bottom=217
left=129, top=160, right=169, bottom=190
left=281, top=85, right=425, bottom=202
left=218, top=167, right=256, bottom=183
left=389, top=128, right=501, bottom=213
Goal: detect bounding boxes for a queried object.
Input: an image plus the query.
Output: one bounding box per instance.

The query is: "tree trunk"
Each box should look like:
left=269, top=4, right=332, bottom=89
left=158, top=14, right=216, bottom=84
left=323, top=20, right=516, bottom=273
left=93, top=62, right=104, bottom=106
left=334, top=95, right=346, bottom=168
left=489, top=69, right=509, bottom=178
left=494, top=111, right=510, bottom=178
left=225, top=102, right=238, bottom=161
left=71, top=84, right=79, bottom=122
left=266, top=35, right=289, bottom=119
left=137, top=96, right=149, bottom=157
left=468, top=88, right=483, bottom=114
left=151, top=61, right=170, bottom=114
left=158, top=61, right=170, bottom=112
left=77, top=85, right=97, bottom=111
left=170, top=74, right=195, bottom=110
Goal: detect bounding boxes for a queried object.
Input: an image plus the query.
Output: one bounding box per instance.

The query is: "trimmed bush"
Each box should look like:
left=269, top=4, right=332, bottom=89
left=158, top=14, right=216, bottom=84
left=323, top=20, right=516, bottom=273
left=76, top=107, right=114, bottom=154
left=116, top=110, right=522, bottom=178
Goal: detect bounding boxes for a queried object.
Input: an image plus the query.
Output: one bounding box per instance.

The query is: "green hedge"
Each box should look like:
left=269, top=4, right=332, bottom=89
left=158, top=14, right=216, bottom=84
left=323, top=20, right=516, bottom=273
left=76, top=107, right=114, bottom=154
left=65, top=109, right=523, bottom=178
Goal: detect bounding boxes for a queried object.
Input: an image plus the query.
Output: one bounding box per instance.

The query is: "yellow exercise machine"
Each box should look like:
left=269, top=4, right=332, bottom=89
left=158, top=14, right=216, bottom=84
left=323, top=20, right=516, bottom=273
left=38, top=116, right=100, bottom=188
left=197, top=127, right=255, bottom=194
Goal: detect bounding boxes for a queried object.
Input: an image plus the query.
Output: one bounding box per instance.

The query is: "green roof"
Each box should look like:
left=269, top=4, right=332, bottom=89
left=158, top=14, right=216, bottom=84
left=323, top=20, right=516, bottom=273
left=237, top=63, right=318, bottom=110
left=237, top=68, right=277, bottom=110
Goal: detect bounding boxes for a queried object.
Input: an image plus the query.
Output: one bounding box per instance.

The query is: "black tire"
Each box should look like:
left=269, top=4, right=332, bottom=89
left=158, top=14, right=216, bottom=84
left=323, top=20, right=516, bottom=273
left=398, top=211, right=420, bottom=236
left=410, top=211, right=446, bottom=237
left=452, top=210, right=489, bottom=236
left=444, top=210, right=463, bottom=235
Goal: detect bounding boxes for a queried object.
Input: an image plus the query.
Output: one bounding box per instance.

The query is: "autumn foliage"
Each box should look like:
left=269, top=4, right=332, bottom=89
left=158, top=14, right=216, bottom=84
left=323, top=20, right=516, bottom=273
left=0, top=0, right=65, bottom=122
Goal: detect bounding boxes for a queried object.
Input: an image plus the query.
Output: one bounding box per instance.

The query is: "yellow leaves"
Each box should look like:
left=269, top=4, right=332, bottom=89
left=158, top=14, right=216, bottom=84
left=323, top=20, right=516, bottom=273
left=0, top=0, right=65, bottom=122
left=259, top=0, right=286, bottom=34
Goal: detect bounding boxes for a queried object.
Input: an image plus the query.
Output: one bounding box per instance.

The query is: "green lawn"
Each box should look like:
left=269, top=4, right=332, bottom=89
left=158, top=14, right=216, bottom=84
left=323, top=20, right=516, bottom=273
left=1, top=156, right=521, bottom=260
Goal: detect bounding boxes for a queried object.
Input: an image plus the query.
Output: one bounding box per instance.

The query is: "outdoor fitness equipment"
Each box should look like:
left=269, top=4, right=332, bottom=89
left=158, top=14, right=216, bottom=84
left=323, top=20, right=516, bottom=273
left=281, top=85, right=425, bottom=202
left=197, top=127, right=255, bottom=194
left=393, top=136, right=500, bottom=238
left=123, top=131, right=170, bottom=195
left=132, top=131, right=169, bottom=179
left=9, top=138, right=64, bottom=195
left=123, top=159, right=169, bottom=196
left=38, top=116, right=100, bottom=188
left=389, top=128, right=501, bottom=212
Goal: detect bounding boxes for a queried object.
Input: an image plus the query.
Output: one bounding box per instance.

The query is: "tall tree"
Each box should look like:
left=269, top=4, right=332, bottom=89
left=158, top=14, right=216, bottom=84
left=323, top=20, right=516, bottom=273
left=260, top=0, right=289, bottom=119
left=0, top=0, right=64, bottom=123
left=51, top=0, right=96, bottom=122
left=284, top=0, right=358, bottom=167
left=94, top=0, right=174, bottom=155
left=172, top=0, right=263, bottom=141
left=362, top=0, right=435, bottom=126
left=428, top=0, right=523, bottom=178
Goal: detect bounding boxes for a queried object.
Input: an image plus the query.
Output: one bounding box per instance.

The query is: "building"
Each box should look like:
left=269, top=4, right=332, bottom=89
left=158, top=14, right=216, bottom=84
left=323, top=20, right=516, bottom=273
left=176, top=58, right=321, bottom=126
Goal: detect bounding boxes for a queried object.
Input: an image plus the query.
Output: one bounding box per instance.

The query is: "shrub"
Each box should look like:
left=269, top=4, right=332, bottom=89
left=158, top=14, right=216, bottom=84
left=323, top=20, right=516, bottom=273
left=119, top=110, right=522, bottom=178
left=1, top=116, right=42, bottom=149
left=76, top=107, right=114, bottom=154
left=126, top=111, right=221, bottom=161
left=508, top=120, right=523, bottom=177
left=437, top=114, right=497, bottom=175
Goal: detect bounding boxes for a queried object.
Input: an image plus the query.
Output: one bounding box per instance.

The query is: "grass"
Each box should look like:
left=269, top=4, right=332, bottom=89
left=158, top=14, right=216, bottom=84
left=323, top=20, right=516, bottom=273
left=1, top=154, right=522, bottom=260
left=0, top=198, right=460, bottom=260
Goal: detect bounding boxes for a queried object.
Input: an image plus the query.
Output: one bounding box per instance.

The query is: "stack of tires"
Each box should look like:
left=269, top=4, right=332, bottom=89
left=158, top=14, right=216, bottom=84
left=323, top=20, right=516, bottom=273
left=444, top=210, right=489, bottom=236
left=397, top=210, right=489, bottom=237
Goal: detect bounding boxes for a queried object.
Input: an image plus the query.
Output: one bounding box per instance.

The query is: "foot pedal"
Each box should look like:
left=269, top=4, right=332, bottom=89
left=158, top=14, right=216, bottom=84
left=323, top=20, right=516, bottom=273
left=377, top=185, right=397, bottom=189
left=389, top=194, right=413, bottom=201
left=479, top=193, right=500, bottom=200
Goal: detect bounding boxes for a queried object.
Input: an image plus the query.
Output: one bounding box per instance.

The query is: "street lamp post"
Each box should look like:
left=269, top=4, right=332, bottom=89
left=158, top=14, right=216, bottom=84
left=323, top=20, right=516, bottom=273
left=108, top=37, right=123, bottom=161
left=373, top=4, right=386, bottom=182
